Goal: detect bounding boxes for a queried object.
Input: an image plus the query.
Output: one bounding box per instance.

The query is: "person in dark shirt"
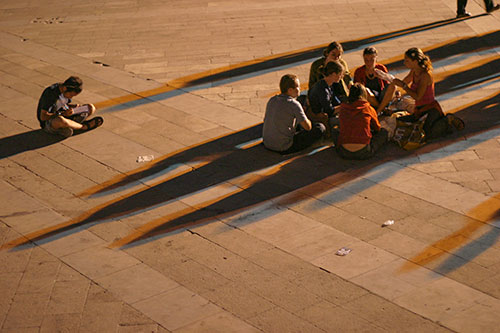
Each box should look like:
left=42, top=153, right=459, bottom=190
left=308, top=61, right=344, bottom=135
left=37, top=76, right=103, bottom=137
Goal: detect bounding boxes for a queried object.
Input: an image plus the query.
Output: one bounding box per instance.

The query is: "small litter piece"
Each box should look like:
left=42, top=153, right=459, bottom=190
left=92, top=60, right=110, bottom=67
left=136, top=155, right=154, bottom=163
left=382, top=220, right=395, bottom=227
left=335, top=247, right=352, bottom=256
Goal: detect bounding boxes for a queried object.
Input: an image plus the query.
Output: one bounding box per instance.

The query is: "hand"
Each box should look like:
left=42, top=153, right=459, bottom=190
left=63, top=107, right=74, bottom=117
left=393, top=78, right=405, bottom=87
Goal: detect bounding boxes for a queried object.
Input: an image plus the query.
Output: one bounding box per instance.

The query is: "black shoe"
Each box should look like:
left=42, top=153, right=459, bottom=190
left=487, top=4, right=500, bottom=12
left=447, top=114, right=465, bottom=131
left=456, top=11, right=472, bottom=18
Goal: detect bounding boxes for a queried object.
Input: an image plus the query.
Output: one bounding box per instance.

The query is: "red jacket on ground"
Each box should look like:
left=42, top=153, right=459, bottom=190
left=338, top=100, right=381, bottom=145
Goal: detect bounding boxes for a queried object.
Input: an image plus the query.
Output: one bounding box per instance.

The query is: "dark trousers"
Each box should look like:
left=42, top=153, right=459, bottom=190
left=458, top=0, right=495, bottom=13
left=281, top=123, right=326, bottom=154
left=398, top=108, right=450, bottom=140
left=333, top=129, right=388, bottom=160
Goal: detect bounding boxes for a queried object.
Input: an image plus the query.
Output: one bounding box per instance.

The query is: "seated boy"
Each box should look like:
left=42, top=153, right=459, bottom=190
left=37, top=76, right=103, bottom=137
left=308, top=60, right=345, bottom=133
left=263, top=74, right=325, bottom=154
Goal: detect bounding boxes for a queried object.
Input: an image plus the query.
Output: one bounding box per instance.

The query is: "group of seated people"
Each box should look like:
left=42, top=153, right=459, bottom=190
left=263, top=42, right=465, bottom=159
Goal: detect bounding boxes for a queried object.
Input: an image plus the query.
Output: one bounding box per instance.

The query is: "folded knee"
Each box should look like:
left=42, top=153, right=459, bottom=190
left=87, top=104, right=96, bottom=115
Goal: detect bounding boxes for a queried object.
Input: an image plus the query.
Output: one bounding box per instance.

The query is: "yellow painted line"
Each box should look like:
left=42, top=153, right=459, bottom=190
left=399, top=194, right=500, bottom=273
left=266, top=32, right=500, bottom=98
left=93, top=43, right=330, bottom=110
left=109, top=187, right=247, bottom=248
left=93, top=27, right=499, bottom=111
left=433, top=53, right=500, bottom=82
left=109, top=152, right=308, bottom=247
left=77, top=122, right=257, bottom=198
left=446, top=90, right=500, bottom=114
left=4, top=28, right=499, bottom=251
left=380, top=29, right=497, bottom=66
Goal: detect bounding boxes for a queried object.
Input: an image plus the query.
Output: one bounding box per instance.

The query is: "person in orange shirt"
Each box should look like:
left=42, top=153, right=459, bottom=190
left=334, top=83, right=388, bottom=160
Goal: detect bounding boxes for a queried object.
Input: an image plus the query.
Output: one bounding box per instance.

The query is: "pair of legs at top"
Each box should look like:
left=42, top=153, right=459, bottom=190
left=457, top=0, right=500, bottom=18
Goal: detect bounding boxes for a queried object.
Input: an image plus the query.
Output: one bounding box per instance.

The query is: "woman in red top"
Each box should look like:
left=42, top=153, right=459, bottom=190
left=377, top=47, right=464, bottom=139
left=335, top=83, right=388, bottom=160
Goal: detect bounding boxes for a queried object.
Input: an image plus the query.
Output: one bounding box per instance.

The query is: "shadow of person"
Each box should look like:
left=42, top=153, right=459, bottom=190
left=2, top=125, right=324, bottom=248
left=4, top=89, right=500, bottom=251
left=0, top=129, right=66, bottom=159
left=79, top=123, right=267, bottom=197
left=4, top=29, right=500, bottom=251
left=112, top=90, right=500, bottom=248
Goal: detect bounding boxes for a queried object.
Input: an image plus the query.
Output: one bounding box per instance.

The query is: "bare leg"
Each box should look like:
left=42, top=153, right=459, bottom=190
left=376, top=81, right=396, bottom=114
left=87, top=104, right=96, bottom=116
left=367, top=94, right=379, bottom=108
left=51, top=116, right=86, bottom=130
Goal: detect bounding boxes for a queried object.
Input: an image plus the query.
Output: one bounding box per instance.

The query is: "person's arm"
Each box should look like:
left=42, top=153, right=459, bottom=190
left=308, top=60, right=321, bottom=90
left=294, top=100, right=313, bottom=131
left=402, top=70, right=413, bottom=85
left=369, top=106, right=381, bottom=131
left=317, top=85, right=336, bottom=117
left=393, top=70, right=413, bottom=87
left=39, top=88, right=74, bottom=120
left=40, top=108, right=54, bottom=121
left=404, top=72, right=431, bottom=101
left=392, top=70, right=415, bottom=92
left=353, top=66, right=363, bottom=84
left=299, top=118, right=312, bottom=131
left=395, top=71, right=430, bottom=102
left=39, top=89, right=57, bottom=121
left=307, top=111, right=329, bottom=125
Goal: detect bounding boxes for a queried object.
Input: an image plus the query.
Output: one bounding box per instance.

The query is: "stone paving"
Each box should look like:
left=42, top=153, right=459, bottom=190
left=1, top=0, right=500, bottom=332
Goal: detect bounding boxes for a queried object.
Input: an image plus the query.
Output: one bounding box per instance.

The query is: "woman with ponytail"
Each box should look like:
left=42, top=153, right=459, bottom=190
left=377, top=47, right=464, bottom=139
